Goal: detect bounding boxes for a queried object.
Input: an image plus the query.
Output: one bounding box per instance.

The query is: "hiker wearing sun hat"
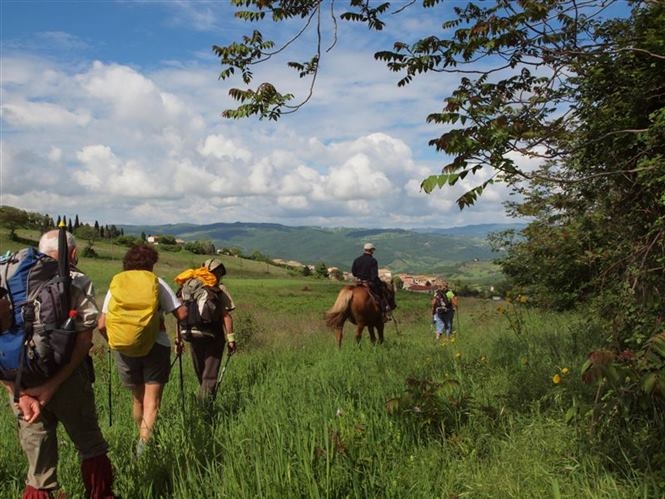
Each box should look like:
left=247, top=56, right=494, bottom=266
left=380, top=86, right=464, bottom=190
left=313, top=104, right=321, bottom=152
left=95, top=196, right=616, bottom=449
left=175, top=257, right=236, bottom=400
left=351, top=243, right=392, bottom=321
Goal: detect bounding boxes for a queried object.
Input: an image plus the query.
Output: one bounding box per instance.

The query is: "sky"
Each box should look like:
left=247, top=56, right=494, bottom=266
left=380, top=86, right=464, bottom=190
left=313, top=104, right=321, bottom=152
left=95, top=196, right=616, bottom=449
left=1, top=0, right=518, bottom=229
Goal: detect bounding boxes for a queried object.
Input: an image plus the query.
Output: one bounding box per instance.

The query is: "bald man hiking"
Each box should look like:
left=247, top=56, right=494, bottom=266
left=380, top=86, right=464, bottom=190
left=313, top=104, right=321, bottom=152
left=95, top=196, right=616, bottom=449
left=0, top=228, right=117, bottom=499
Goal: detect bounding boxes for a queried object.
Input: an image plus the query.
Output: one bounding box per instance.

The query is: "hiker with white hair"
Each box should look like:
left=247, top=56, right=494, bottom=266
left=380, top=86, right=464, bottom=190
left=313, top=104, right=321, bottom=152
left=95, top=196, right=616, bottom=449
left=0, top=228, right=117, bottom=498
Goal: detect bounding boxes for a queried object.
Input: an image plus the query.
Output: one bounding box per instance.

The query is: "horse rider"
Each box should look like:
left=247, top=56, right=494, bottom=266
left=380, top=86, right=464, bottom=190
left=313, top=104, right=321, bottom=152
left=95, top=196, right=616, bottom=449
left=351, top=242, right=391, bottom=320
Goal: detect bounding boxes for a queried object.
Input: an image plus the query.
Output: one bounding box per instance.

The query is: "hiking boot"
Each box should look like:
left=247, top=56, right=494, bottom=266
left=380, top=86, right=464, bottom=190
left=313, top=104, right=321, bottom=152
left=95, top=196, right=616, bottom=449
left=135, top=440, right=147, bottom=458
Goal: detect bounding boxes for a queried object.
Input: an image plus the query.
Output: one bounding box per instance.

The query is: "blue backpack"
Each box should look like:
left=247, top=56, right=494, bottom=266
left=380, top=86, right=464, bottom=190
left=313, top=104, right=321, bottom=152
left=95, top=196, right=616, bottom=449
left=0, top=247, right=75, bottom=389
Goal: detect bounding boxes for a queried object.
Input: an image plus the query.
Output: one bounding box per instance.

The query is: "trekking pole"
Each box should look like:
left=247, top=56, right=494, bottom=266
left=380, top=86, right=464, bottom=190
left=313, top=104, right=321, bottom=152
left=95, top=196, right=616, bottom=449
left=455, top=304, right=461, bottom=337
left=212, top=350, right=232, bottom=401
left=175, top=325, right=185, bottom=414
left=107, top=347, right=112, bottom=427
left=391, top=312, right=401, bottom=336
left=178, top=349, right=185, bottom=414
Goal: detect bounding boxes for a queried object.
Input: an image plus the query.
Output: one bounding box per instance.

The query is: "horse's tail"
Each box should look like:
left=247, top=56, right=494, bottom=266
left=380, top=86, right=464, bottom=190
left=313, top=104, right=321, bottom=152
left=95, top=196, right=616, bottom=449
left=325, top=286, right=354, bottom=329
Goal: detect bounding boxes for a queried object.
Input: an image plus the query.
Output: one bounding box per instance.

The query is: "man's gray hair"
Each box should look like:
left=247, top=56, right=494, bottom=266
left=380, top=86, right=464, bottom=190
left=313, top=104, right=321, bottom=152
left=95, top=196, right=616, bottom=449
left=38, top=229, right=76, bottom=255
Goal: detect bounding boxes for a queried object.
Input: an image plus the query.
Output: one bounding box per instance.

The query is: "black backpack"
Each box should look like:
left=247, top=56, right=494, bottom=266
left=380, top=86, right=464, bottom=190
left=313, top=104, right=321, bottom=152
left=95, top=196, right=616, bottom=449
left=0, top=247, right=76, bottom=389
left=177, top=278, right=223, bottom=341
left=435, top=291, right=452, bottom=319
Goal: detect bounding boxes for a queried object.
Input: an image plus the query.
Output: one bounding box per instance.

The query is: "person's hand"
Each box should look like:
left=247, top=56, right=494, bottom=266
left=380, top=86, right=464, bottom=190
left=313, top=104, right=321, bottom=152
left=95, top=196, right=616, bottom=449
left=24, top=379, right=57, bottom=408
left=175, top=336, right=185, bottom=355
left=227, top=341, right=237, bottom=355
left=16, top=393, right=41, bottom=424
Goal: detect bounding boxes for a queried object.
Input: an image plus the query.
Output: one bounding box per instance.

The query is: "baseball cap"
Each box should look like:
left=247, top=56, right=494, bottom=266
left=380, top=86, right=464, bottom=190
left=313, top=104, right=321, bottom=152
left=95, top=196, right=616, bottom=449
left=363, top=242, right=376, bottom=251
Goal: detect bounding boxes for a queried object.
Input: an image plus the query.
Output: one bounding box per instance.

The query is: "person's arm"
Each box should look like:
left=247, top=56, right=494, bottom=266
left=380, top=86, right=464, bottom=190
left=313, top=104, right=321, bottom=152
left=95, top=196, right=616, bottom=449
left=3, top=380, right=42, bottom=424
left=170, top=304, right=188, bottom=354
left=3, top=381, right=40, bottom=423
left=97, top=312, right=108, bottom=341
left=158, top=277, right=187, bottom=322
left=223, top=310, right=236, bottom=354
left=172, top=304, right=187, bottom=322
left=24, top=328, right=93, bottom=407
left=97, top=289, right=112, bottom=342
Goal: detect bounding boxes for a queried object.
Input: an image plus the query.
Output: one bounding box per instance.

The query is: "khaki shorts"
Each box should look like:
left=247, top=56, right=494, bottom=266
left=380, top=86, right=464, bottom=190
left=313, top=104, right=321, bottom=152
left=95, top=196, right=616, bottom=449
left=114, top=343, right=171, bottom=387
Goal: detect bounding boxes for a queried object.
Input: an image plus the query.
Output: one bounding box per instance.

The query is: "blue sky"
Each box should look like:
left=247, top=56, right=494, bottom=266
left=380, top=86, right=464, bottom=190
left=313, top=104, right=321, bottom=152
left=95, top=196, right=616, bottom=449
left=1, top=0, right=516, bottom=229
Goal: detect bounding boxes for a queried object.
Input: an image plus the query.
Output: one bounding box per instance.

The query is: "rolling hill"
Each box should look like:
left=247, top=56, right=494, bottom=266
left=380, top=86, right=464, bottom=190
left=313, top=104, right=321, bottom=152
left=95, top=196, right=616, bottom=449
left=120, top=222, right=523, bottom=275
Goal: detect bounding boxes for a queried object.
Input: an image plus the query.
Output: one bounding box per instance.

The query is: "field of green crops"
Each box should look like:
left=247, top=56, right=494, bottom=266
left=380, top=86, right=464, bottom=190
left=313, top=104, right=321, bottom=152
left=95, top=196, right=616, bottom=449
left=0, top=231, right=660, bottom=498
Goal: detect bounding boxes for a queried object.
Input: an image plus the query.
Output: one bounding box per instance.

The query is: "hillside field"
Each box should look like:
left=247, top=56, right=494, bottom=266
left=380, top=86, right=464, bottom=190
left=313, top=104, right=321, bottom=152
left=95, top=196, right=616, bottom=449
left=0, top=230, right=661, bottom=497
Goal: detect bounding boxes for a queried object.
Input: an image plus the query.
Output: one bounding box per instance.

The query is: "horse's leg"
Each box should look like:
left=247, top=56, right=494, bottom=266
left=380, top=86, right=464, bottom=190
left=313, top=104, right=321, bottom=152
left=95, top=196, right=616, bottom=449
left=355, top=324, right=364, bottom=344
left=377, top=323, right=384, bottom=344
left=336, top=327, right=344, bottom=349
left=367, top=325, right=377, bottom=344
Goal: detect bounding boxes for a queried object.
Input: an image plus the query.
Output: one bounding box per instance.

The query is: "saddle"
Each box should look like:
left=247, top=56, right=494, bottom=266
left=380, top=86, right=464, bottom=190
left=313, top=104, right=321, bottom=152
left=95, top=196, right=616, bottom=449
left=356, top=281, right=391, bottom=321
left=356, top=280, right=380, bottom=303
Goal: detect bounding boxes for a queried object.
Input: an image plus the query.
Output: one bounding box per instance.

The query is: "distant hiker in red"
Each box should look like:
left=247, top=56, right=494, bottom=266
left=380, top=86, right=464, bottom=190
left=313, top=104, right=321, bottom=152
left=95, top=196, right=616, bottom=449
left=98, top=244, right=187, bottom=457
left=0, top=230, right=117, bottom=499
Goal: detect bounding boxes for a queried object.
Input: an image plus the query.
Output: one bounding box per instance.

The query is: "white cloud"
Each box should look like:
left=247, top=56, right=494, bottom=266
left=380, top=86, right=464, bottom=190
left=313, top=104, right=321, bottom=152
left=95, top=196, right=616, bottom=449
left=48, top=147, right=63, bottom=162
left=2, top=101, right=91, bottom=128
left=199, top=134, right=252, bottom=161
left=326, top=153, right=393, bottom=200
left=0, top=8, right=516, bottom=229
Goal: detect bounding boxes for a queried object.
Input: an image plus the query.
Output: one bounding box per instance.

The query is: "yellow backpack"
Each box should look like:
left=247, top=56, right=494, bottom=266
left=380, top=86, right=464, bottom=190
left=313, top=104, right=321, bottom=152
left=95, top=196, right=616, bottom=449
left=106, top=270, right=160, bottom=357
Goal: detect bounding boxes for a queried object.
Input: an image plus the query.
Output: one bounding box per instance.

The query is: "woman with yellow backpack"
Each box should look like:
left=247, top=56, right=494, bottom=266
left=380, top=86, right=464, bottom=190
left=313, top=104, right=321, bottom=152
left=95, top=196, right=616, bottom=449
left=97, top=244, right=187, bottom=457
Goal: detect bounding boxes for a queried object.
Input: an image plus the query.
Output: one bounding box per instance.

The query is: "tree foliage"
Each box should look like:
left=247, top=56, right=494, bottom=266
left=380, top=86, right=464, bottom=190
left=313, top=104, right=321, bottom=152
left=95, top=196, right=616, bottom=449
left=493, top=2, right=665, bottom=337
left=183, top=240, right=217, bottom=255
left=0, top=206, right=53, bottom=240
left=74, top=224, right=100, bottom=257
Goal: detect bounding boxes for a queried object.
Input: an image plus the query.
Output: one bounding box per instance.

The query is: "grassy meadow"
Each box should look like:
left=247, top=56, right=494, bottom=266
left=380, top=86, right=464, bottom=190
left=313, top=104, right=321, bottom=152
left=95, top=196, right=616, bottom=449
left=0, top=231, right=661, bottom=498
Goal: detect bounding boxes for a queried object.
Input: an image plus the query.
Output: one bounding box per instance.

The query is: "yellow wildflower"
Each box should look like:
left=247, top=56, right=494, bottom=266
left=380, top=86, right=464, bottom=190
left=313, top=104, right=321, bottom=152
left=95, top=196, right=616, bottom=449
left=561, top=367, right=569, bottom=375
left=552, top=374, right=562, bottom=384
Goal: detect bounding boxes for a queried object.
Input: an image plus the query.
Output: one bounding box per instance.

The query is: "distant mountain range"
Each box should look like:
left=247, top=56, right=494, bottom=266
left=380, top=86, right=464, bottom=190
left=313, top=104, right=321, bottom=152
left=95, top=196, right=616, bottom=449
left=120, top=222, right=524, bottom=275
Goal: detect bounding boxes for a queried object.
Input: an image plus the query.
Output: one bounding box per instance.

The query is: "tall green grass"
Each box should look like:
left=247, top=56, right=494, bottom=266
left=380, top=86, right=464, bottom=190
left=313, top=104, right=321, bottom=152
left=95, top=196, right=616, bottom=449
left=0, top=230, right=662, bottom=498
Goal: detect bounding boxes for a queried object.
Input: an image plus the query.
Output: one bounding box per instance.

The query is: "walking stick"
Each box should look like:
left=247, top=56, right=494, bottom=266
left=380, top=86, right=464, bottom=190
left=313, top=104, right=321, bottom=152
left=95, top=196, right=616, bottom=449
left=107, top=347, right=112, bottom=427
left=212, top=349, right=232, bottom=401
left=391, top=311, right=401, bottom=336
left=455, top=303, right=461, bottom=337
left=175, top=326, right=185, bottom=414
left=178, top=349, right=185, bottom=414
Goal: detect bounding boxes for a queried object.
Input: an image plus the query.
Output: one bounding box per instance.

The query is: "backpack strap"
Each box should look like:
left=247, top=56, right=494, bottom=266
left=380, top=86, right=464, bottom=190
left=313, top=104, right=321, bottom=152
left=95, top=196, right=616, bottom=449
left=2, top=251, right=27, bottom=402
left=13, top=302, right=35, bottom=402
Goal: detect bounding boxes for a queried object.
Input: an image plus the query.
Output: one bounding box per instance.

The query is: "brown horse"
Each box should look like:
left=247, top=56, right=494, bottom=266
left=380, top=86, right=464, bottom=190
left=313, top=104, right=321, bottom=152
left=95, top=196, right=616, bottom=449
left=325, top=281, right=395, bottom=348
